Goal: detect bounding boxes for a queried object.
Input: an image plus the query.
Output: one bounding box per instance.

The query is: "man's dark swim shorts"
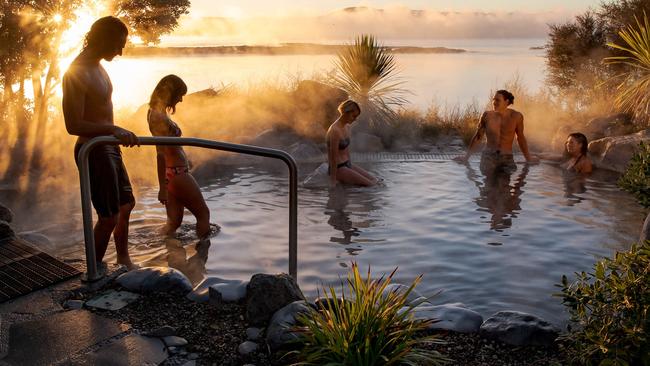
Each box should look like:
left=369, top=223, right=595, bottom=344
left=75, top=144, right=135, bottom=218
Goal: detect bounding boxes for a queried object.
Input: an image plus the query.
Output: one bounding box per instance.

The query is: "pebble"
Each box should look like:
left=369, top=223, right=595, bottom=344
left=163, top=335, right=189, bottom=347
left=238, top=341, right=258, bottom=355
left=64, top=300, right=84, bottom=310
left=246, top=327, right=262, bottom=341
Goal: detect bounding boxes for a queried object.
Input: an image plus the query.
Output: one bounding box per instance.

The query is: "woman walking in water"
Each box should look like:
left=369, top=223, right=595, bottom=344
left=327, top=100, right=377, bottom=187
left=148, top=74, right=211, bottom=238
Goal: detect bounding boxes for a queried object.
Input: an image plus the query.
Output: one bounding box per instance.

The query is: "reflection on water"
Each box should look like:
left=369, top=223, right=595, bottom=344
left=165, top=238, right=211, bottom=285
left=466, top=161, right=530, bottom=231
left=51, top=161, right=647, bottom=326
left=325, top=186, right=360, bottom=246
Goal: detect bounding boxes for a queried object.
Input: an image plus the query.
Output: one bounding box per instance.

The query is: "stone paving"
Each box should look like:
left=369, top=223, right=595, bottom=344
left=0, top=264, right=169, bottom=366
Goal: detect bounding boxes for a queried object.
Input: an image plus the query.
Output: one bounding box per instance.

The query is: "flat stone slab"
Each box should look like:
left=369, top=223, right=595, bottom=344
left=71, top=334, right=167, bottom=366
left=85, top=290, right=140, bottom=311
left=3, top=309, right=128, bottom=365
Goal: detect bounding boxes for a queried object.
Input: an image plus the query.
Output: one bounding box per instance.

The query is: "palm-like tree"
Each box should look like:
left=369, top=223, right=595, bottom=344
left=606, top=14, right=650, bottom=125
left=333, top=35, right=408, bottom=132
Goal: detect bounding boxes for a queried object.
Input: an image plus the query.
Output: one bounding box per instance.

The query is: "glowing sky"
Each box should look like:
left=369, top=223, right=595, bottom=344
left=189, top=0, right=600, bottom=18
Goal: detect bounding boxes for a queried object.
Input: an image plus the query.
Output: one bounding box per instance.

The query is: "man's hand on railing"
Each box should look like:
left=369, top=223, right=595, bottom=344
left=112, top=126, right=140, bottom=147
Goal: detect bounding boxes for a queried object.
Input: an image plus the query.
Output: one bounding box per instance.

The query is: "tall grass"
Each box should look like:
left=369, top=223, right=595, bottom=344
left=290, top=263, right=447, bottom=366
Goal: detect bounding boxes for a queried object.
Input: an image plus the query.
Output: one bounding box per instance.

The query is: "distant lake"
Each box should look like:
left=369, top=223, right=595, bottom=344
left=104, top=38, right=547, bottom=112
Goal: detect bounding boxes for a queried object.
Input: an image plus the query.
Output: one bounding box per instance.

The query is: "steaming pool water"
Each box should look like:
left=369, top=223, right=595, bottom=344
left=53, top=157, right=645, bottom=326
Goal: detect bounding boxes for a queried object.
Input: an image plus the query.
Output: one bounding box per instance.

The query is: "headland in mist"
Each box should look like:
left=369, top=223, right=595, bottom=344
left=123, top=43, right=466, bottom=57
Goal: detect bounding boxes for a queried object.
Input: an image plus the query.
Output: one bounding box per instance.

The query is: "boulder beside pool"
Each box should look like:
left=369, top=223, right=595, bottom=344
left=479, top=311, right=559, bottom=346
left=266, top=300, right=313, bottom=351
left=186, top=277, right=247, bottom=303
left=408, top=303, right=483, bottom=333
left=245, top=273, right=305, bottom=326
left=0, top=220, right=15, bottom=240
left=117, top=267, right=192, bottom=295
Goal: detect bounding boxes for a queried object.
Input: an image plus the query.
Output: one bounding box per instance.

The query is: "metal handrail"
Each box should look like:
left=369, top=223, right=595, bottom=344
left=77, top=136, right=298, bottom=282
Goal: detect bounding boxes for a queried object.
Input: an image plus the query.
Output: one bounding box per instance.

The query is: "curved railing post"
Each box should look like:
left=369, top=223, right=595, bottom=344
left=77, top=136, right=298, bottom=282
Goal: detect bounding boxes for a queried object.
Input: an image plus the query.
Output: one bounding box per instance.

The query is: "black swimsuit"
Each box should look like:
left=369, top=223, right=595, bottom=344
left=328, top=137, right=350, bottom=150
left=327, top=137, right=352, bottom=175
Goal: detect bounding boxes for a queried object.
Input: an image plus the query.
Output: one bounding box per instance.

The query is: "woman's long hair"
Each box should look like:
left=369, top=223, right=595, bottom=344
left=149, top=74, right=187, bottom=114
left=564, top=132, right=589, bottom=161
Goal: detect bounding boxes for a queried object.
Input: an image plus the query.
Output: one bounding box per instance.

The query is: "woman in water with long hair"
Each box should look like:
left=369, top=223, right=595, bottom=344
left=541, top=132, right=593, bottom=174
left=148, top=74, right=211, bottom=238
left=327, top=100, right=377, bottom=187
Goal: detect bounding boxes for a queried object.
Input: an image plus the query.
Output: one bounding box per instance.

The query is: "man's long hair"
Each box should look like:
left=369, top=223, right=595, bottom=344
left=83, top=16, right=128, bottom=51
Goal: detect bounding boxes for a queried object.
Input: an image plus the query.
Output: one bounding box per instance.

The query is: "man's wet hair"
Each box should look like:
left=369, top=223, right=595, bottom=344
left=496, top=90, right=515, bottom=105
left=83, top=16, right=128, bottom=51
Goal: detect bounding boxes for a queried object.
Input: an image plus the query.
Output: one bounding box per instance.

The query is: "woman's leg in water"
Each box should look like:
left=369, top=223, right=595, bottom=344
left=164, top=190, right=184, bottom=236
left=336, top=166, right=375, bottom=186
left=351, top=165, right=378, bottom=184
left=168, top=173, right=210, bottom=238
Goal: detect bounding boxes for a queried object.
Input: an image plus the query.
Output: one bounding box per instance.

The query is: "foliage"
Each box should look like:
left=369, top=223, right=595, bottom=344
left=557, top=241, right=650, bottom=366
left=545, top=0, right=650, bottom=119
left=112, top=0, right=190, bottom=45
left=333, top=35, right=408, bottom=132
left=618, top=141, right=650, bottom=208
left=546, top=12, right=608, bottom=94
left=290, top=263, right=447, bottom=366
left=606, top=14, right=650, bottom=124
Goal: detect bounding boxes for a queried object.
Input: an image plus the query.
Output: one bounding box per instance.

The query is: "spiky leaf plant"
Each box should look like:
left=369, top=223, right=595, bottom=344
left=333, top=35, right=408, bottom=131
left=289, top=263, right=447, bottom=366
left=606, top=13, right=650, bottom=125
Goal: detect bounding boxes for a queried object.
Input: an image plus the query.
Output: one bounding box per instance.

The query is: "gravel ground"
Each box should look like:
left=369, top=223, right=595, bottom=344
left=82, top=288, right=566, bottom=366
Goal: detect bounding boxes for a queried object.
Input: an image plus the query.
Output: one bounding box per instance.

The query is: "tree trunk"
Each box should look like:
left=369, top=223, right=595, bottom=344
left=2, top=77, right=31, bottom=186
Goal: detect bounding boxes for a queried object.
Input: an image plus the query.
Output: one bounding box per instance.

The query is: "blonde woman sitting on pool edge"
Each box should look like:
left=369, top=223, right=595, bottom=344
left=326, top=100, right=378, bottom=187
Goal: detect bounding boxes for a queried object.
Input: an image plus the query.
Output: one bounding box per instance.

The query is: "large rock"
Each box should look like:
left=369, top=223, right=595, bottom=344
left=479, top=311, right=559, bottom=346
left=209, top=280, right=248, bottom=305
left=408, top=303, right=483, bottom=333
left=0, top=202, right=13, bottom=223
left=245, top=273, right=305, bottom=326
left=641, top=213, right=650, bottom=243
left=584, top=113, right=634, bottom=141
left=589, top=129, right=650, bottom=173
left=266, top=300, right=313, bottom=351
left=0, top=220, right=15, bottom=240
left=116, top=267, right=192, bottom=295
left=186, top=277, right=246, bottom=302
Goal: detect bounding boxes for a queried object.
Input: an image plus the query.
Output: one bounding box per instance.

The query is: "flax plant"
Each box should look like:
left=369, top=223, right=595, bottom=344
left=333, top=35, right=408, bottom=130
left=606, top=13, right=650, bottom=124
left=290, top=263, right=447, bottom=366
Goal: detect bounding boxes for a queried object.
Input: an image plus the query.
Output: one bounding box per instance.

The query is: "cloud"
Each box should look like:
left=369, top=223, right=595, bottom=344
left=163, top=6, right=576, bottom=45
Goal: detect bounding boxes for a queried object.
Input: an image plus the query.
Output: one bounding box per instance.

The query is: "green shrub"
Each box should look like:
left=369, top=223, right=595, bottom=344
left=618, top=141, right=650, bottom=208
left=290, top=263, right=447, bottom=366
left=557, top=241, right=650, bottom=365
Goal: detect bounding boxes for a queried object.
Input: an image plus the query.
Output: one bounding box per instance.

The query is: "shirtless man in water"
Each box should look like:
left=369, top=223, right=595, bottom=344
left=62, top=16, right=139, bottom=270
left=456, top=90, right=538, bottom=173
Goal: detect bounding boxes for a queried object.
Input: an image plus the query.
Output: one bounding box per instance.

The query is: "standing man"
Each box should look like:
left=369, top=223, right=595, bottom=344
left=62, top=16, right=139, bottom=271
left=456, top=89, right=538, bottom=173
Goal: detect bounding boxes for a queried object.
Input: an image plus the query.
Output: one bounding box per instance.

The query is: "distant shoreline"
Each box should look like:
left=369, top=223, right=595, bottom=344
left=123, top=43, right=467, bottom=57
